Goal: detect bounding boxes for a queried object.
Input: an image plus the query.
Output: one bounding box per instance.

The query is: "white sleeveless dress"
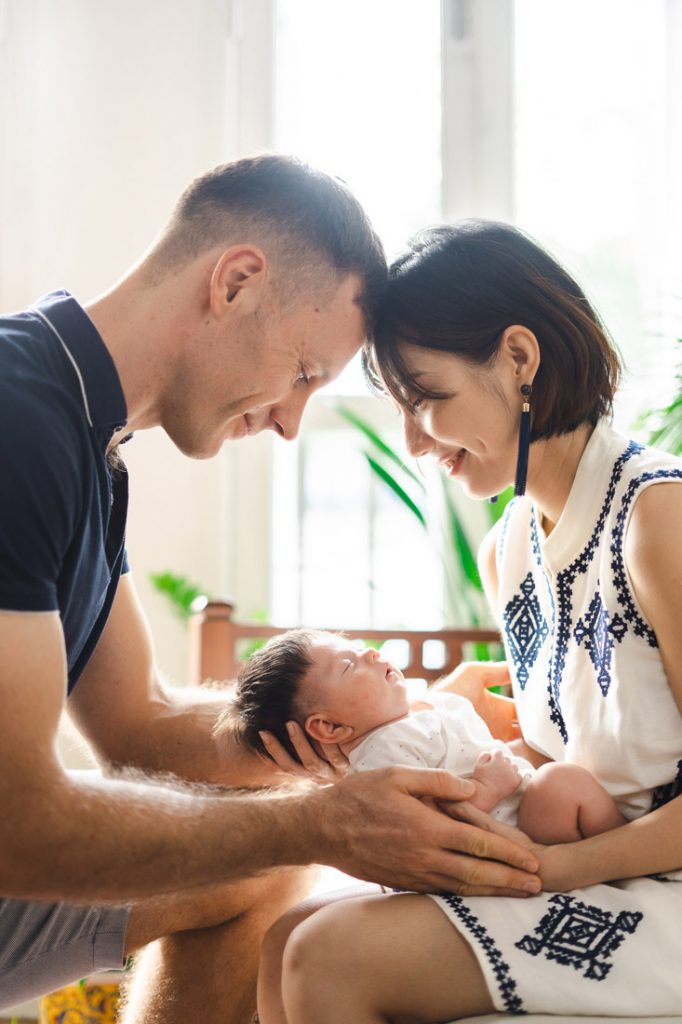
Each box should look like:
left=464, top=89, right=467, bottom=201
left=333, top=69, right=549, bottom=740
left=428, top=421, right=682, bottom=1015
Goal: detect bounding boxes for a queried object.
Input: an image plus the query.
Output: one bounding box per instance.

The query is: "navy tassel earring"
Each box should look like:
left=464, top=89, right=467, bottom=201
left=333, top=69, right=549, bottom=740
left=514, top=383, right=532, bottom=497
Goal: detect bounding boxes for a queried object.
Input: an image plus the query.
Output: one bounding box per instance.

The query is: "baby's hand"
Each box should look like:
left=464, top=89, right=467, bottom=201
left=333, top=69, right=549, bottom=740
left=470, top=749, right=522, bottom=811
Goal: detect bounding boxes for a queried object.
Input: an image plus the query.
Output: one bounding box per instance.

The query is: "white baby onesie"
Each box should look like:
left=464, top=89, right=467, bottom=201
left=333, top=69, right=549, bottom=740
left=347, top=691, right=534, bottom=825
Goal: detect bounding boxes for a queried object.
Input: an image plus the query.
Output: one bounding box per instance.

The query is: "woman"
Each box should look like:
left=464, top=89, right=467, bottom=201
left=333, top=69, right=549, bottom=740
left=259, top=221, right=682, bottom=1022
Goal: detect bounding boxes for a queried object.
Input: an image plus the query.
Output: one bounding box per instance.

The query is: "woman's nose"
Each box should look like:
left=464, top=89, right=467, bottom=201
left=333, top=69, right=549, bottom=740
left=403, top=413, right=433, bottom=458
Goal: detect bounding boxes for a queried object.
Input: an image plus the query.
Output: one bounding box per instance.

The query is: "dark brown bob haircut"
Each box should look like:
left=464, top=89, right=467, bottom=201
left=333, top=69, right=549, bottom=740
left=230, top=629, right=324, bottom=765
left=152, top=154, right=387, bottom=339
left=364, top=220, right=622, bottom=440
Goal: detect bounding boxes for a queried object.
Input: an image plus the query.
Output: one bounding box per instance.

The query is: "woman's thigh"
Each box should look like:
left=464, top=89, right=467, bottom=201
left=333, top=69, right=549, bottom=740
left=282, top=891, right=494, bottom=1024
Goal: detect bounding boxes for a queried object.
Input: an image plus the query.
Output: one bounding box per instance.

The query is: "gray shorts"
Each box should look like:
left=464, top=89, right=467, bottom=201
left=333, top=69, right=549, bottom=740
left=0, top=897, right=129, bottom=1010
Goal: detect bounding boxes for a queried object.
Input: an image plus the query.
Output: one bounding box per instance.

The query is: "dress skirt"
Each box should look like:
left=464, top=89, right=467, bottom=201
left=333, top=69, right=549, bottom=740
left=428, top=878, right=682, bottom=1016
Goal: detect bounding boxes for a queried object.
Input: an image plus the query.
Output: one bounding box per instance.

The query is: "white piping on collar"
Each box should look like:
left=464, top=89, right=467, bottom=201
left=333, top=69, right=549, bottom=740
left=31, top=306, right=94, bottom=428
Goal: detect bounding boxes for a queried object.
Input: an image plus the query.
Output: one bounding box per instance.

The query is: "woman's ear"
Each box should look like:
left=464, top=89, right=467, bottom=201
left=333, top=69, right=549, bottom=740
left=499, top=325, right=541, bottom=386
left=305, top=714, right=354, bottom=746
left=209, top=245, right=267, bottom=317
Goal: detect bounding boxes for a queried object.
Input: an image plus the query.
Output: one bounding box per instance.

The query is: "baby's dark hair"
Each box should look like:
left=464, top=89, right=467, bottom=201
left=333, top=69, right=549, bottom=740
left=231, top=628, right=326, bottom=764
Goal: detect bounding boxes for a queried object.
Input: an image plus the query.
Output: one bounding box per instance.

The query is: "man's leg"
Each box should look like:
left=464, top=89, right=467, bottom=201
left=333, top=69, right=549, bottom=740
left=120, top=866, right=316, bottom=1024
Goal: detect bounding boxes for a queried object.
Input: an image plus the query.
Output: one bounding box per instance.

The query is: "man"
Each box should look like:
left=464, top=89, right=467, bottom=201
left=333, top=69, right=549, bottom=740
left=0, top=155, right=539, bottom=1022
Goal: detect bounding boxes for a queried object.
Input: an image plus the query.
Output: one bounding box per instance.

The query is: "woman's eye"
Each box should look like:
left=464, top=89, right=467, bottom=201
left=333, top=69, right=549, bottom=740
left=410, top=397, right=424, bottom=413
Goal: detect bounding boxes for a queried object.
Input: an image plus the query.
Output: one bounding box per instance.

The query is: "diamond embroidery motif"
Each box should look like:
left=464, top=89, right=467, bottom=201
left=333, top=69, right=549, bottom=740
left=504, top=572, right=549, bottom=689
left=515, top=894, right=643, bottom=981
left=573, top=592, right=627, bottom=696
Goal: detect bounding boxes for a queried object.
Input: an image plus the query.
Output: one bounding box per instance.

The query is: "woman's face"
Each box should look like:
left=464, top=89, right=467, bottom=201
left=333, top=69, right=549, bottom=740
left=398, top=344, right=521, bottom=500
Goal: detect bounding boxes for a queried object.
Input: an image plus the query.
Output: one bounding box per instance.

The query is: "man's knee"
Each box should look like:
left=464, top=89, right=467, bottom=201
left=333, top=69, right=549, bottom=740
left=126, top=864, right=314, bottom=954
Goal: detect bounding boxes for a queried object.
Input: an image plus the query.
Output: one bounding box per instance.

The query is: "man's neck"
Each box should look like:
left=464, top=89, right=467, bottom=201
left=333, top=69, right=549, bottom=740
left=85, top=258, right=208, bottom=438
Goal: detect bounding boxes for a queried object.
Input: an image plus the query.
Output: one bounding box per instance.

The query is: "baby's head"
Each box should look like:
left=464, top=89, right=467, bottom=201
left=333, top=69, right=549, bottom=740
left=231, top=629, right=409, bottom=764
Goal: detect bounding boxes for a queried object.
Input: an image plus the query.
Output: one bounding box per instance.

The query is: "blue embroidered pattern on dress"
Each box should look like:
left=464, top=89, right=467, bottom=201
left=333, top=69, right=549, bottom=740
left=651, top=758, right=682, bottom=811
left=610, top=469, right=682, bottom=646
left=441, top=895, right=525, bottom=1013
left=573, top=591, right=628, bottom=696
left=515, top=894, right=643, bottom=981
left=546, top=441, right=642, bottom=743
left=503, top=572, right=550, bottom=690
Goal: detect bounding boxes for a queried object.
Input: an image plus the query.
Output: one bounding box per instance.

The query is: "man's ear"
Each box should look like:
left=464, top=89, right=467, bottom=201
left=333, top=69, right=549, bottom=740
left=499, top=325, right=541, bottom=386
left=305, top=714, right=354, bottom=746
left=209, top=245, right=267, bottom=317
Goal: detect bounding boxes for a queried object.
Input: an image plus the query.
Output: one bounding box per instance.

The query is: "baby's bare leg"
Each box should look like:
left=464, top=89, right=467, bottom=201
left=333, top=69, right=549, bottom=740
left=518, top=762, right=627, bottom=843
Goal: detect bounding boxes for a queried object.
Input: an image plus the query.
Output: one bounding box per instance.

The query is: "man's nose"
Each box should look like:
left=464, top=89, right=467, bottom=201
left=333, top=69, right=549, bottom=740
left=403, top=413, right=433, bottom=458
left=268, top=393, right=308, bottom=441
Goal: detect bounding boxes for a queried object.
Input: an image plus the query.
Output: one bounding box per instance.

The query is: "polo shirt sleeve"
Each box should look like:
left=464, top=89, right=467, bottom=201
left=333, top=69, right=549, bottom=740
left=0, top=379, right=82, bottom=612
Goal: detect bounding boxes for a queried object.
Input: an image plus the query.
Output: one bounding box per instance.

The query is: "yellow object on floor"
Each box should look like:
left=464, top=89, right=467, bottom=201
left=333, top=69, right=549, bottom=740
left=38, top=983, right=120, bottom=1023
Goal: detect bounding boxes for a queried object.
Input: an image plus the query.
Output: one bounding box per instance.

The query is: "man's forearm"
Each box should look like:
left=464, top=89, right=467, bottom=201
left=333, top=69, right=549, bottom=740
left=94, top=685, right=279, bottom=788
left=1, top=768, right=315, bottom=904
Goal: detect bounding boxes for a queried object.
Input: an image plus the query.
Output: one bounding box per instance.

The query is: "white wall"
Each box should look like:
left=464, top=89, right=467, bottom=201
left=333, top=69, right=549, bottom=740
left=0, top=0, right=259, bottom=688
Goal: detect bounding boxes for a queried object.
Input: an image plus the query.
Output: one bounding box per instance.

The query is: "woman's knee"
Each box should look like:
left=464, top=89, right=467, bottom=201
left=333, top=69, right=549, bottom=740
left=284, top=898, right=371, bottom=980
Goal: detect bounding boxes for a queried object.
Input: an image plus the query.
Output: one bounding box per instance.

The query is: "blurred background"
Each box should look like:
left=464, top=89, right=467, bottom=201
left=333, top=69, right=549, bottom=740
left=1, top=0, right=681, bottom=688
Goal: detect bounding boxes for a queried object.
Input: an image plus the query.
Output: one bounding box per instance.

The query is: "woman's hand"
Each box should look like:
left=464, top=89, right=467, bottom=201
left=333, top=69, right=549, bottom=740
left=259, top=721, right=349, bottom=784
left=435, top=661, right=521, bottom=742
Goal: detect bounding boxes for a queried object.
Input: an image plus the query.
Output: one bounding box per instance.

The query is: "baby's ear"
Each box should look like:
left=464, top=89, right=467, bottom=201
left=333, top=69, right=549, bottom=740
left=305, top=714, right=353, bottom=745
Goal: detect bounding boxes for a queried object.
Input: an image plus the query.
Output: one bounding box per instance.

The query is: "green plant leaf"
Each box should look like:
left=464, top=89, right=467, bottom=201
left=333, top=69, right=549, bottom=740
left=149, top=571, right=211, bottom=621
left=365, top=454, right=427, bottom=527
left=487, top=485, right=515, bottom=524
left=441, top=479, right=482, bottom=591
left=337, top=405, right=425, bottom=490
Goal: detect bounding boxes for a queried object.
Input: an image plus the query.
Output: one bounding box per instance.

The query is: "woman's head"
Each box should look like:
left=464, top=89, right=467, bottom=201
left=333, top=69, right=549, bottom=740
left=364, top=221, right=621, bottom=495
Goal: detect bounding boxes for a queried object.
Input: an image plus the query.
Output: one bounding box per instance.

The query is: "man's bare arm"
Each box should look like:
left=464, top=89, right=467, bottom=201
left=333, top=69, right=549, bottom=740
left=0, top=609, right=540, bottom=903
left=68, top=575, right=275, bottom=787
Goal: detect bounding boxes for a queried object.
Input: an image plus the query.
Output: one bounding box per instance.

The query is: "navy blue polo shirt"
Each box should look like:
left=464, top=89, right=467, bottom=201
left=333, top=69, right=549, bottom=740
left=0, top=290, right=130, bottom=693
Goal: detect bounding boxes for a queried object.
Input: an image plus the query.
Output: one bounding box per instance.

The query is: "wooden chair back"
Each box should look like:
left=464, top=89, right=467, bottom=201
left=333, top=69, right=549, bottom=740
left=188, top=599, right=501, bottom=685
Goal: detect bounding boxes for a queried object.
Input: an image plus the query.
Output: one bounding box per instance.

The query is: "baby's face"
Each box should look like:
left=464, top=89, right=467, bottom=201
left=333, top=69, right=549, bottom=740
left=303, top=635, right=410, bottom=737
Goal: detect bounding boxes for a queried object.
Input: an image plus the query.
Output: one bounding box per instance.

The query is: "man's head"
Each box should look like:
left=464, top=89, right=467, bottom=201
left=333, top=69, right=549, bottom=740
left=229, top=629, right=408, bottom=764
left=140, top=156, right=387, bottom=457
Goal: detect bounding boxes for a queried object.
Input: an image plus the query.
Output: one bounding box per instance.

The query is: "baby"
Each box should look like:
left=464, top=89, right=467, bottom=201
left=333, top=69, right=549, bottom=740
left=228, top=629, right=627, bottom=842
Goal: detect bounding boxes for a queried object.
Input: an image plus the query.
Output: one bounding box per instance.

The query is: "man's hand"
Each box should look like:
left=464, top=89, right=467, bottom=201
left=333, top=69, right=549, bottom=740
left=260, top=720, right=349, bottom=784
left=435, top=661, right=521, bottom=742
left=303, top=766, right=541, bottom=896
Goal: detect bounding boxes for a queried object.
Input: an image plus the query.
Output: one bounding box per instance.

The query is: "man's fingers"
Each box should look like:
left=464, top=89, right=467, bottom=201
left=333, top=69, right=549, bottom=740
left=259, top=730, right=329, bottom=780
left=438, top=802, right=540, bottom=874
left=393, top=766, right=477, bottom=803
left=284, top=723, right=337, bottom=780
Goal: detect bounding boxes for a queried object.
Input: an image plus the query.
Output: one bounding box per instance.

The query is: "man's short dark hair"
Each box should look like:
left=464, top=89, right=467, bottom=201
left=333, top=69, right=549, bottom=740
left=152, top=155, right=387, bottom=338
